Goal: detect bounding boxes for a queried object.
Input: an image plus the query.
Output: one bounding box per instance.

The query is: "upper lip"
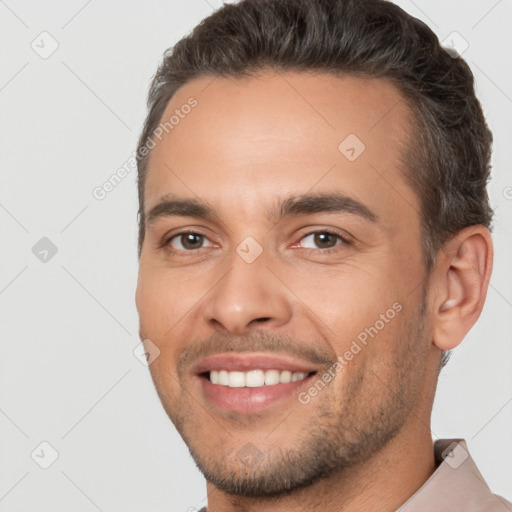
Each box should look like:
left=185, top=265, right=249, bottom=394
left=192, top=353, right=320, bottom=375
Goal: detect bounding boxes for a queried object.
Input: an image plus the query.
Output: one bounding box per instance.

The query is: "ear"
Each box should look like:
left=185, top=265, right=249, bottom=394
left=432, top=225, right=493, bottom=351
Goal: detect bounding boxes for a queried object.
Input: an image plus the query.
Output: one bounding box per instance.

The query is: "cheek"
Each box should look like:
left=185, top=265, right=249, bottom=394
left=290, top=265, right=402, bottom=340
left=136, top=268, right=205, bottom=374
left=136, top=274, right=162, bottom=333
left=136, top=267, right=187, bottom=332
left=291, top=267, right=408, bottom=391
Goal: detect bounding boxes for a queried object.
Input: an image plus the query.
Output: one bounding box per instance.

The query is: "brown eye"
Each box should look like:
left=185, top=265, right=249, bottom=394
left=314, top=232, right=338, bottom=248
left=167, top=232, right=212, bottom=251
left=299, top=231, right=347, bottom=250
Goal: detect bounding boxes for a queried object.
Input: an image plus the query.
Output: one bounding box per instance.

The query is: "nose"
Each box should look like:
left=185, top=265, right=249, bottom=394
left=201, top=247, right=293, bottom=334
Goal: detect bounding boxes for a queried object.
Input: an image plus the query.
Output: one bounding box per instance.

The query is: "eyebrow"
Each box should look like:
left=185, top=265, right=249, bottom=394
left=145, top=192, right=378, bottom=227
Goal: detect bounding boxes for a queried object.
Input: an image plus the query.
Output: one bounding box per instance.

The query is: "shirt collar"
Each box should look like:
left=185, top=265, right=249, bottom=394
left=397, top=438, right=510, bottom=511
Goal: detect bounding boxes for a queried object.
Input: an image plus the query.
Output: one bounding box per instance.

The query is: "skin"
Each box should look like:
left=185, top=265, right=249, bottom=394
left=135, top=71, right=493, bottom=512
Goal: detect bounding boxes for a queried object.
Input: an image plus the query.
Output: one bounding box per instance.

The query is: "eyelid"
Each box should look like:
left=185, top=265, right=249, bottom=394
left=158, top=229, right=216, bottom=251
left=290, top=229, right=352, bottom=250
left=159, top=227, right=353, bottom=255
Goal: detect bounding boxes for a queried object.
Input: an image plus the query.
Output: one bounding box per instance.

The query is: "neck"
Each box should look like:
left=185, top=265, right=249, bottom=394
left=205, top=419, right=436, bottom=512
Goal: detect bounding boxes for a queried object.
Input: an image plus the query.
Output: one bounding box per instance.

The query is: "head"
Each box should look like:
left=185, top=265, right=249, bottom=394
left=135, top=0, right=493, bottom=501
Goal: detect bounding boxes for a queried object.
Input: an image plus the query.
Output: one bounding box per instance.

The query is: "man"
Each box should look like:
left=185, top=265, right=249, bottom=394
left=134, top=0, right=511, bottom=510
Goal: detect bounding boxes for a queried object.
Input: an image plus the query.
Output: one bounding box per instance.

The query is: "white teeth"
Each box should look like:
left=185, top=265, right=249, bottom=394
left=279, top=370, right=292, bottom=383
left=246, top=370, right=265, bottom=387
left=218, top=370, right=229, bottom=385
left=228, top=371, right=245, bottom=388
left=264, top=369, right=280, bottom=385
left=208, top=369, right=311, bottom=387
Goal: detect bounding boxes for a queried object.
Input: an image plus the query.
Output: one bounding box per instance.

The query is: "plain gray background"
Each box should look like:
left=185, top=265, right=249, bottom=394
left=0, top=0, right=511, bottom=510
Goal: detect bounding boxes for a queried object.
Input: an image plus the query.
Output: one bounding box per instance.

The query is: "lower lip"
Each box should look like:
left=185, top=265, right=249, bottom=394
left=198, top=374, right=315, bottom=414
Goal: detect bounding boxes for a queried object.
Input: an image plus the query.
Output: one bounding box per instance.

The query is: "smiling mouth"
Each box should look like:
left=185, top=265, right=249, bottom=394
left=202, top=369, right=318, bottom=388
left=193, top=352, right=322, bottom=412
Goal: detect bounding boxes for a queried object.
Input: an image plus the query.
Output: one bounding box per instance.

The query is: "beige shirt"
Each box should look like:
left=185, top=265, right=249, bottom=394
left=398, top=438, right=511, bottom=511
left=199, top=438, right=511, bottom=511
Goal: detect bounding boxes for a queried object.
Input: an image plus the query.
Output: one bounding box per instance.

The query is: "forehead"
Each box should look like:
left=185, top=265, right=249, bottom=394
left=144, top=71, right=418, bottom=227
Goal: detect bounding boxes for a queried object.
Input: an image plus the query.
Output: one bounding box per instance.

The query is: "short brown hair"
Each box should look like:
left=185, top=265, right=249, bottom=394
left=136, top=0, right=493, bottom=270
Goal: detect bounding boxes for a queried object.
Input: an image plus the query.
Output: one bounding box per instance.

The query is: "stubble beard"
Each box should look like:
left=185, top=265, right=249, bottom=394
left=159, top=294, right=429, bottom=499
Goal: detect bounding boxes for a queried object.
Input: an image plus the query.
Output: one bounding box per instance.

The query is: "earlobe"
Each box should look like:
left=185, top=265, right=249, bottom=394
left=432, top=226, right=493, bottom=352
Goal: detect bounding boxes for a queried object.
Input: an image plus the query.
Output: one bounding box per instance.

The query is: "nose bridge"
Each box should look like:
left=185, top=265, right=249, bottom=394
left=202, top=239, right=291, bottom=333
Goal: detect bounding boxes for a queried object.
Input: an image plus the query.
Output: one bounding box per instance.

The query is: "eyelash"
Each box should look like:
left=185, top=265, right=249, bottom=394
left=159, top=229, right=352, bottom=254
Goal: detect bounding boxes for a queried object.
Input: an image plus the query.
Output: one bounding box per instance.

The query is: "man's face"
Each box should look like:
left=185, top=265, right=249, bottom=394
left=136, top=71, right=438, bottom=497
